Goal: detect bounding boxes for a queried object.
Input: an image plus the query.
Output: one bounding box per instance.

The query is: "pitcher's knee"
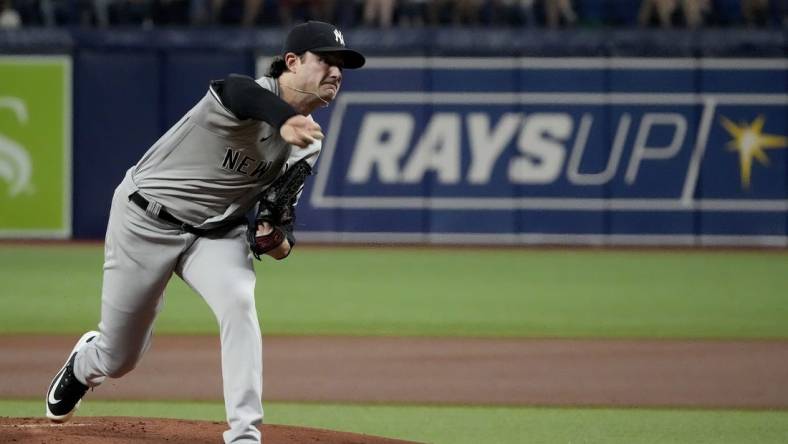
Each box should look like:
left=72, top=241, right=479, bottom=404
left=105, top=355, right=142, bottom=378
left=216, top=293, right=256, bottom=323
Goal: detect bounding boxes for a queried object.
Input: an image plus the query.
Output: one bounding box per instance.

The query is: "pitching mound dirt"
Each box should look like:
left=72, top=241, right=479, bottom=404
left=0, top=417, right=420, bottom=444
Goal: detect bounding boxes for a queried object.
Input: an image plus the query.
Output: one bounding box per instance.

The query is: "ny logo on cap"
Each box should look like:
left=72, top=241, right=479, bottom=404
left=333, top=29, right=345, bottom=46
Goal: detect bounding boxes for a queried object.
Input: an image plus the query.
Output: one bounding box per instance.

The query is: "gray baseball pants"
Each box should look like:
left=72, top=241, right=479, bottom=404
left=72, top=175, right=263, bottom=444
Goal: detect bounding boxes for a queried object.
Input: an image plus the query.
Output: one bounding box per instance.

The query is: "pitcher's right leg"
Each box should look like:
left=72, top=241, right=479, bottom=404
left=46, top=181, right=191, bottom=422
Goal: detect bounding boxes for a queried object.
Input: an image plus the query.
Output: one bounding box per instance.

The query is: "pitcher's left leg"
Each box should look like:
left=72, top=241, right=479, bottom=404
left=177, top=226, right=262, bottom=444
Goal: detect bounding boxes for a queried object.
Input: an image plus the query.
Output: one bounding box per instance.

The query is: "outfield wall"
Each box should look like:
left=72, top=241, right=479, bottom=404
left=0, top=29, right=785, bottom=245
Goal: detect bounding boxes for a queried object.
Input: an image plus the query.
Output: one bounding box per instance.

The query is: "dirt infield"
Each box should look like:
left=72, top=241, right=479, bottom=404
left=1, top=335, right=787, bottom=442
left=0, top=417, right=421, bottom=443
left=3, top=335, right=787, bottom=408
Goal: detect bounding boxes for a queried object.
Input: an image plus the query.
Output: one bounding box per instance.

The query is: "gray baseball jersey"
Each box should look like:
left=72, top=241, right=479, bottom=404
left=71, top=76, right=319, bottom=444
left=131, top=76, right=320, bottom=228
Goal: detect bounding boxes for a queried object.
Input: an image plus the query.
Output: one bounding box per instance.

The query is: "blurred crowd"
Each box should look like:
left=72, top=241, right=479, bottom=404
left=0, top=0, right=785, bottom=29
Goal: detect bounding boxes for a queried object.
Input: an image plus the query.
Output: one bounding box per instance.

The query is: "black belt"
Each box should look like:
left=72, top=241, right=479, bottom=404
left=129, top=192, right=244, bottom=236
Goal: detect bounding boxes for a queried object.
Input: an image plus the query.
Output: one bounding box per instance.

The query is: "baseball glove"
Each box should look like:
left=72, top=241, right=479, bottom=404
left=248, top=159, right=312, bottom=259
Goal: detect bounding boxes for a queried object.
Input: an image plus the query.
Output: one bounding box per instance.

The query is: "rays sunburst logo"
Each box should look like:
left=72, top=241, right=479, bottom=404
left=719, top=115, right=788, bottom=190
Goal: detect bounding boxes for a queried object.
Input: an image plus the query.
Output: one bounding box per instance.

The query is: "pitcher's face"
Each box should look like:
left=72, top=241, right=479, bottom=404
left=291, top=51, right=344, bottom=103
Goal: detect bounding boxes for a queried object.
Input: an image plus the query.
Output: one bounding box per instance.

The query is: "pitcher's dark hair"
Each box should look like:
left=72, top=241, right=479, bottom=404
left=267, top=54, right=306, bottom=78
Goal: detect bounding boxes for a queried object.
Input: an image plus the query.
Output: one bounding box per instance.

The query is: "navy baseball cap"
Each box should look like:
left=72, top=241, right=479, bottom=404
left=283, top=21, right=365, bottom=69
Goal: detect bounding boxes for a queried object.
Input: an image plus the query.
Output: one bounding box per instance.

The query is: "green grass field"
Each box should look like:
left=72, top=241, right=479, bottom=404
left=1, top=244, right=787, bottom=443
left=1, top=244, right=787, bottom=338
left=2, top=400, right=787, bottom=444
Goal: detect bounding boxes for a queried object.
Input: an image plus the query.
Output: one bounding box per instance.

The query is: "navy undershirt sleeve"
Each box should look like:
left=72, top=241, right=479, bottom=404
left=212, top=74, right=298, bottom=128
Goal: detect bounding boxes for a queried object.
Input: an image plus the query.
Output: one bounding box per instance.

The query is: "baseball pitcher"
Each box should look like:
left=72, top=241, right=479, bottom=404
left=45, top=21, right=364, bottom=444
